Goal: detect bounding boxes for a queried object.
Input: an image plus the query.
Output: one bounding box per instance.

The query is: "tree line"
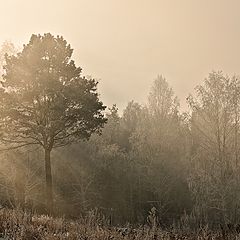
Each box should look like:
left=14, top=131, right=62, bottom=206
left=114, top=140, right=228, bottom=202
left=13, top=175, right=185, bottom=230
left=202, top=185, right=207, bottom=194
left=0, top=33, right=240, bottom=227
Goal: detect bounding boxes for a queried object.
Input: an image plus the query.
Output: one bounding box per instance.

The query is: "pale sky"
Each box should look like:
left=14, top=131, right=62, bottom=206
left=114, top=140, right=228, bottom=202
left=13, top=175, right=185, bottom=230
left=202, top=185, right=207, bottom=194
left=0, top=0, right=240, bottom=112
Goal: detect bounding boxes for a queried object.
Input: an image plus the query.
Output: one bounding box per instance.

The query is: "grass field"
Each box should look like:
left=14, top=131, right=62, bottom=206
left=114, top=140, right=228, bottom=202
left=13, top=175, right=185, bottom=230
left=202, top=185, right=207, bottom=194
left=0, top=208, right=239, bottom=239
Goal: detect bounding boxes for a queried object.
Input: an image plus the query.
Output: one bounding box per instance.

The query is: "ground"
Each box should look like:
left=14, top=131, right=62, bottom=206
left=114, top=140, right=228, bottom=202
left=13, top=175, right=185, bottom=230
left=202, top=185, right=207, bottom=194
left=0, top=208, right=238, bottom=239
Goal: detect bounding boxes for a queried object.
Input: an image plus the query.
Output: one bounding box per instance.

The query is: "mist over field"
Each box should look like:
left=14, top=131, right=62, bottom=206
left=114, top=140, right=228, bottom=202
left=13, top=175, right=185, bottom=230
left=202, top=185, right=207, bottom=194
left=0, top=1, right=240, bottom=239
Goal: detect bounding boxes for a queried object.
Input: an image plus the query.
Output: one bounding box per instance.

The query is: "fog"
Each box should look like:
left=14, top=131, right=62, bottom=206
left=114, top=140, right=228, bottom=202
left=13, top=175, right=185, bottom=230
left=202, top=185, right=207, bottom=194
left=1, top=2, right=240, bottom=237
left=1, top=0, right=240, bottom=111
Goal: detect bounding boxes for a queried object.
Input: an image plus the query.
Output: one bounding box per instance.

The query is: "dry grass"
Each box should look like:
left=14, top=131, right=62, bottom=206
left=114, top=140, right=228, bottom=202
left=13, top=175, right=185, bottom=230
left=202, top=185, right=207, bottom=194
left=0, top=208, right=239, bottom=239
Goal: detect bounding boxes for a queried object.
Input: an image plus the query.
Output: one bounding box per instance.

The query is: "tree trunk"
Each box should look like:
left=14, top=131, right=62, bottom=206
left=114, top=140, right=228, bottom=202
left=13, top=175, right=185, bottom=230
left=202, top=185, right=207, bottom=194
left=45, top=148, right=53, bottom=214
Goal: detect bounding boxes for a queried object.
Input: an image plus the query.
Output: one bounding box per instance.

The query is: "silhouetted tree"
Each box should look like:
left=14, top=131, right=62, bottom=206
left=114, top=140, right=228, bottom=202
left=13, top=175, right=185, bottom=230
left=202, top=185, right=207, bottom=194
left=0, top=33, right=107, bottom=213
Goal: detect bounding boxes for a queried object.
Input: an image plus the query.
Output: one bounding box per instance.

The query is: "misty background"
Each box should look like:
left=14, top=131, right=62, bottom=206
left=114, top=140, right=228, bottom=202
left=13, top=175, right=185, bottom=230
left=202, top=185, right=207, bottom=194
left=1, top=0, right=240, bottom=111
left=1, top=0, right=240, bottom=233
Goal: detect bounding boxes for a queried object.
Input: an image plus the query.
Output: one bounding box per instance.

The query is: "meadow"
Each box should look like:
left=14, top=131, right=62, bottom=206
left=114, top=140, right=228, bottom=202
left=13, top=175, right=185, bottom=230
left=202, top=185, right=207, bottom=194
left=0, top=208, right=239, bottom=240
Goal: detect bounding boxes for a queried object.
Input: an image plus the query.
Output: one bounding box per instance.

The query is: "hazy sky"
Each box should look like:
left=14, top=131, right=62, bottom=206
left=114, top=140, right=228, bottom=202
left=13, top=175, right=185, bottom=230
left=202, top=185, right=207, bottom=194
left=0, top=0, right=240, bottom=111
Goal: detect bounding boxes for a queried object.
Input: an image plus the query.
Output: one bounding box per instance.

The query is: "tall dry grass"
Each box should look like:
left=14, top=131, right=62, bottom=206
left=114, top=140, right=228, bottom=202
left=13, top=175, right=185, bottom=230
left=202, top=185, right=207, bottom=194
left=0, top=208, right=239, bottom=239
